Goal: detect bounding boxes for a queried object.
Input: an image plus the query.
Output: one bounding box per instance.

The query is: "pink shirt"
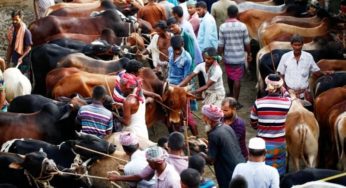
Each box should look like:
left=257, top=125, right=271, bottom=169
left=188, top=12, right=200, bottom=37
left=156, top=163, right=181, bottom=188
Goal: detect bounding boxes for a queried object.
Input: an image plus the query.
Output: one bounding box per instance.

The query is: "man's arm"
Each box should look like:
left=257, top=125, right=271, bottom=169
left=143, top=89, right=162, bottom=101
left=121, top=97, right=137, bottom=126
left=178, top=72, right=197, bottom=87
left=192, top=79, right=215, bottom=94
left=249, top=104, right=258, bottom=130
left=18, top=45, right=31, bottom=65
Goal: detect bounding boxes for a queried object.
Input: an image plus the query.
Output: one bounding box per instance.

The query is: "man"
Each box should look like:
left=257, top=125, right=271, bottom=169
left=188, top=155, right=216, bottom=188
left=276, top=34, right=332, bottom=100
left=199, top=104, right=245, bottom=188
left=211, top=0, right=237, bottom=29
left=106, top=131, right=188, bottom=184
left=113, top=73, right=149, bottom=139
left=186, top=0, right=200, bottom=37
left=76, top=85, right=113, bottom=138
left=6, top=10, right=33, bottom=68
left=137, top=0, right=166, bottom=27
left=180, top=168, right=201, bottom=188
left=166, top=132, right=189, bottom=173
left=218, top=5, right=251, bottom=109
left=159, top=0, right=174, bottom=18
left=139, top=21, right=171, bottom=79
left=232, top=137, right=280, bottom=188
left=221, top=97, right=248, bottom=159
left=196, top=1, right=218, bottom=51
left=167, top=35, right=193, bottom=86
left=250, top=74, right=291, bottom=176
left=109, top=146, right=181, bottom=188
left=119, top=132, right=155, bottom=188
left=171, top=7, right=203, bottom=65
left=179, top=47, right=225, bottom=107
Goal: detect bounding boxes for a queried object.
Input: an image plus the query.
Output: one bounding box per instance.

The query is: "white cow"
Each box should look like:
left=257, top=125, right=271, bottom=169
left=3, top=68, right=32, bottom=102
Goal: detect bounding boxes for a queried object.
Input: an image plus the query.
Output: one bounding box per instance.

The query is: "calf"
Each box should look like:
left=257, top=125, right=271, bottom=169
left=0, top=151, right=57, bottom=188
left=286, top=93, right=319, bottom=171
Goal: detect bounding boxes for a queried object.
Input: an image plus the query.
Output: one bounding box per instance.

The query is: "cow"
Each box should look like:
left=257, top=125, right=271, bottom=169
left=1, top=132, right=116, bottom=168
left=0, top=151, right=58, bottom=188
left=30, top=9, right=133, bottom=45
left=52, top=71, right=116, bottom=98
left=256, top=39, right=344, bottom=97
left=313, top=71, right=346, bottom=98
left=238, top=1, right=286, bottom=13
left=314, top=86, right=346, bottom=168
left=0, top=103, right=72, bottom=145
left=51, top=68, right=197, bottom=134
left=46, top=67, right=82, bottom=96
left=258, top=19, right=329, bottom=47
left=328, top=101, right=346, bottom=170
left=57, top=53, right=123, bottom=74
left=238, top=5, right=299, bottom=40
left=47, top=0, right=115, bottom=17
left=3, top=68, right=32, bottom=102
left=285, top=92, right=319, bottom=171
left=280, top=168, right=346, bottom=188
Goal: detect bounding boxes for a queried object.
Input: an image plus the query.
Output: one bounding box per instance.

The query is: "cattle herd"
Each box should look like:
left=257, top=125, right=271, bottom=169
left=0, top=0, right=346, bottom=187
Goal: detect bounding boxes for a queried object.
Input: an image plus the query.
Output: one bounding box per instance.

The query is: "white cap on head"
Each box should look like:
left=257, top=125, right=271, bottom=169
left=248, top=137, right=266, bottom=150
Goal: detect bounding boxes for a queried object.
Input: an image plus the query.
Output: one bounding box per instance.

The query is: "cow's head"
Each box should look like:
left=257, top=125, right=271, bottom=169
left=69, top=132, right=116, bottom=159
left=162, top=82, right=195, bottom=128
left=9, top=151, right=57, bottom=179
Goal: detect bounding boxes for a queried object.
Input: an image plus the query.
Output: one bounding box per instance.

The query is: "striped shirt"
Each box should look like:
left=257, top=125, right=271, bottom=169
left=77, top=103, right=113, bottom=138
left=218, top=18, right=250, bottom=65
left=250, top=94, right=291, bottom=142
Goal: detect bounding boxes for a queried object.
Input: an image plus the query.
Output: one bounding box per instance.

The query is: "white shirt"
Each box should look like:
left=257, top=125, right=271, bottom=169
left=232, top=161, right=280, bottom=188
left=276, top=51, right=320, bottom=90
left=123, top=98, right=149, bottom=139
left=155, top=163, right=181, bottom=188
left=193, top=62, right=225, bottom=94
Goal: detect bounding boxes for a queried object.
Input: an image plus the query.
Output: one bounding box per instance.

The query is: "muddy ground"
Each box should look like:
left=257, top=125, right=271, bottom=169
left=0, top=0, right=258, bottom=185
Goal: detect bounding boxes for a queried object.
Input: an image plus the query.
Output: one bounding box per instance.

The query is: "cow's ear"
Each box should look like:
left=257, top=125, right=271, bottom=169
left=9, top=162, right=23, bottom=169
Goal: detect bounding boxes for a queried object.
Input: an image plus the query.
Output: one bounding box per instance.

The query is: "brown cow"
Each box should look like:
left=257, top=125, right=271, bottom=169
left=258, top=19, right=329, bottom=46
left=47, top=0, right=116, bottom=17
left=268, top=15, right=324, bottom=28
left=314, top=86, right=346, bottom=168
left=52, top=68, right=196, bottom=133
left=286, top=93, right=319, bottom=171
left=328, top=101, right=346, bottom=170
left=238, top=8, right=297, bottom=40
left=46, top=67, right=81, bottom=96
left=30, top=10, right=133, bottom=45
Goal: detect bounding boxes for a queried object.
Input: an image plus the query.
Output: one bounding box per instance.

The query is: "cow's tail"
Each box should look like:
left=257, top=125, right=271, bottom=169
left=297, top=124, right=309, bottom=167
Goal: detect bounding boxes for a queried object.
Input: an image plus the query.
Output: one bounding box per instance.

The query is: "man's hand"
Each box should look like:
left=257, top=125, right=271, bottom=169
left=17, top=58, right=23, bottom=66
left=107, top=171, right=121, bottom=181
left=247, top=53, right=252, bottom=63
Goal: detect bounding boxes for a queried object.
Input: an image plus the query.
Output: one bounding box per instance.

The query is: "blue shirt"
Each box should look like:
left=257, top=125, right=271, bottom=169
left=167, top=47, right=192, bottom=85
left=197, top=12, right=218, bottom=51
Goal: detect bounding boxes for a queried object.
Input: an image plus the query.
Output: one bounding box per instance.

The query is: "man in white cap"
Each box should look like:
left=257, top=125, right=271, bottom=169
left=231, top=137, right=280, bottom=188
left=250, top=74, right=291, bottom=176
left=114, top=131, right=155, bottom=187
left=199, top=104, right=244, bottom=188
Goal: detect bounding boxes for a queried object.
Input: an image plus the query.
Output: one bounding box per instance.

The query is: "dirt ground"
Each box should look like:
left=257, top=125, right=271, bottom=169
left=0, top=1, right=259, bottom=185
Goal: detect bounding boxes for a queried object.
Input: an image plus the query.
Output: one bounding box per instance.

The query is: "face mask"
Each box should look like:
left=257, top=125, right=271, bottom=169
left=204, top=124, right=211, bottom=132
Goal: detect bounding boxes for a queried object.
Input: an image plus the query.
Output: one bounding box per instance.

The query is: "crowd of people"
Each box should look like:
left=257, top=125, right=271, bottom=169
left=4, top=0, right=346, bottom=187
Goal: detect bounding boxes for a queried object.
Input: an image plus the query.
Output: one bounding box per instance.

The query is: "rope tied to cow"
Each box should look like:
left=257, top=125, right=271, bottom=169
left=318, top=171, right=346, bottom=182
left=75, top=144, right=129, bottom=163
left=24, top=158, right=58, bottom=188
